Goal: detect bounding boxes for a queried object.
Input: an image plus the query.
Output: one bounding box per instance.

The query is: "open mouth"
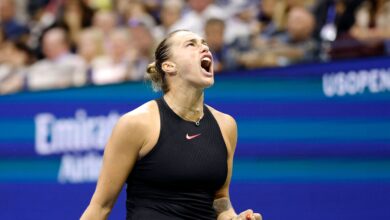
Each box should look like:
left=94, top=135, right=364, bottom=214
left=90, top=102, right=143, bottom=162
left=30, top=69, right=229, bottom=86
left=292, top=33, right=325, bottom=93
left=200, top=56, right=212, bottom=73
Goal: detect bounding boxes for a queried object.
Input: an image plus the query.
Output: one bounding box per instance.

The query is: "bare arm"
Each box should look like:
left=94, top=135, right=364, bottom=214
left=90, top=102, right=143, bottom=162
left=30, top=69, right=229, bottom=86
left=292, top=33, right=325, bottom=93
left=211, top=110, right=262, bottom=220
left=80, top=104, right=154, bottom=220
left=213, top=113, right=238, bottom=220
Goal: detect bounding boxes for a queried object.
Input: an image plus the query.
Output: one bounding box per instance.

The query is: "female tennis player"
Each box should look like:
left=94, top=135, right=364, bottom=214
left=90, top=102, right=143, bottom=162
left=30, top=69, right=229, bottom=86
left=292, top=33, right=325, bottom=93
left=80, top=30, right=262, bottom=220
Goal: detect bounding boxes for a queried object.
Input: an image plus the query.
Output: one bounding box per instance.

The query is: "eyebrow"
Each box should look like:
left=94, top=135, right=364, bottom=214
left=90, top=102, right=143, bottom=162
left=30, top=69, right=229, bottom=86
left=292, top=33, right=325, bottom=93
left=184, top=38, right=208, bottom=46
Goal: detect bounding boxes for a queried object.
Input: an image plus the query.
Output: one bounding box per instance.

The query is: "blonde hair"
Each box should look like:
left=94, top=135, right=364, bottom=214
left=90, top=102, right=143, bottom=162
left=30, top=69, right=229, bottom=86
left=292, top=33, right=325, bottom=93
left=146, top=61, right=168, bottom=92
left=146, top=30, right=188, bottom=93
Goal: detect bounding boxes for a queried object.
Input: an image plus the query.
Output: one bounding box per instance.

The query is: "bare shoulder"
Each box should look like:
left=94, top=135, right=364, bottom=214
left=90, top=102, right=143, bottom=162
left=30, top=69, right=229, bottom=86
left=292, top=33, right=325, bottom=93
left=120, top=100, right=159, bottom=127
left=206, top=105, right=237, bottom=132
left=112, top=100, right=159, bottom=145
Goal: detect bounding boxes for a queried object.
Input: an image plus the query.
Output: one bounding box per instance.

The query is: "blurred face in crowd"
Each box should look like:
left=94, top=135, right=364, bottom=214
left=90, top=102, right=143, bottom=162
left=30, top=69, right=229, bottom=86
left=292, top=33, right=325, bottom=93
left=77, top=29, right=103, bottom=62
left=164, top=31, right=214, bottom=89
left=43, top=28, right=69, bottom=60
left=5, top=43, right=30, bottom=67
left=107, top=29, right=131, bottom=62
left=161, top=0, right=183, bottom=27
left=286, top=7, right=315, bottom=42
left=205, top=19, right=225, bottom=51
left=129, top=25, right=154, bottom=57
left=93, top=10, right=117, bottom=34
left=0, top=0, right=15, bottom=21
left=188, top=0, right=212, bottom=13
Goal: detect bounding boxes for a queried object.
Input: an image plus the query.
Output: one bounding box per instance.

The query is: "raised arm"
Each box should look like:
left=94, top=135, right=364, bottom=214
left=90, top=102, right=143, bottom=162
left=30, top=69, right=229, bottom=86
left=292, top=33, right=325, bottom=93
left=80, top=104, right=155, bottom=220
left=211, top=111, right=262, bottom=220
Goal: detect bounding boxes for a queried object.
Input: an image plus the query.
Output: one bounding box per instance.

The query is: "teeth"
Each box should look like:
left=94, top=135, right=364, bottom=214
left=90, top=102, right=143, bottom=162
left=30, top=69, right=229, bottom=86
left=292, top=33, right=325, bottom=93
left=201, top=57, right=211, bottom=63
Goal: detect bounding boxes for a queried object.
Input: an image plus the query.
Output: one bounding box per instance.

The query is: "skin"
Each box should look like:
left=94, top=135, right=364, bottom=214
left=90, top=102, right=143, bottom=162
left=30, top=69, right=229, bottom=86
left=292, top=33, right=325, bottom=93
left=42, top=28, right=69, bottom=60
left=80, top=31, right=261, bottom=220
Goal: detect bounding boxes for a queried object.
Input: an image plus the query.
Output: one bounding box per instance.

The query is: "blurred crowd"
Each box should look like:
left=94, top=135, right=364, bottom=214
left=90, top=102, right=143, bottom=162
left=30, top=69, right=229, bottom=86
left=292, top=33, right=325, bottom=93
left=1, top=0, right=390, bottom=94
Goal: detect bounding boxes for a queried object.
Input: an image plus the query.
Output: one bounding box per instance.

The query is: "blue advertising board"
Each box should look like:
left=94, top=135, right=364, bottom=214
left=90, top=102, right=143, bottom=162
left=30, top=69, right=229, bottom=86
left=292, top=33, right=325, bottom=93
left=1, top=57, right=390, bottom=220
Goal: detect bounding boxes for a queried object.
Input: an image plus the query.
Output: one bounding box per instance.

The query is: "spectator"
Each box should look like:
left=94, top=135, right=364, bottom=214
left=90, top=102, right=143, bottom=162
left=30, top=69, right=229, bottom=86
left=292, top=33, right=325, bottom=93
left=224, top=0, right=259, bottom=45
left=141, top=0, right=161, bottom=23
left=313, top=0, right=364, bottom=42
left=92, top=10, right=118, bottom=51
left=274, top=6, right=318, bottom=64
left=57, top=0, right=95, bottom=47
left=26, top=0, right=55, bottom=55
left=129, top=23, right=155, bottom=80
left=328, top=0, right=386, bottom=59
left=77, top=28, right=104, bottom=64
left=349, top=0, right=390, bottom=42
left=204, top=18, right=237, bottom=72
left=152, top=0, right=184, bottom=43
left=76, top=28, right=104, bottom=84
left=93, top=10, right=118, bottom=34
left=121, top=0, right=156, bottom=29
left=237, top=6, right=317, bottom=68
left=27, top=27, right=86, bottom=91
left=0, top=0, right=30, bottom=42
left=0, top=41, right=34, bottom=94
left=90, top=28, right=137, bottom=85
left=175, top=0, right=225, bottom=36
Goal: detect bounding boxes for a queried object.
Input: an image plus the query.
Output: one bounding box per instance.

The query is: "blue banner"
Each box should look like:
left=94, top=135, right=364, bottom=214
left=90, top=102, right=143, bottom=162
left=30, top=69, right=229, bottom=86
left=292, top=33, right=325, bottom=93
left=1, top=57, right=390, bottom=220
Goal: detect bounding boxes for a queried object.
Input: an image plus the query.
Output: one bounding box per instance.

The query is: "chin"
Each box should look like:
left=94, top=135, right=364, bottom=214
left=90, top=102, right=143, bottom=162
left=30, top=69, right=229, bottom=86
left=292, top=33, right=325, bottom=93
left=200, top=77, right=215, bottom=89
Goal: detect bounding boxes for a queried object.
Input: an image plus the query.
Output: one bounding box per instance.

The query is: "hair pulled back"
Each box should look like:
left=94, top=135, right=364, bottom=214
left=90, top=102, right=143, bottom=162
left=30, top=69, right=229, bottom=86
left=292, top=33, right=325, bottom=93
left=146, top=30, right=187, bottom=93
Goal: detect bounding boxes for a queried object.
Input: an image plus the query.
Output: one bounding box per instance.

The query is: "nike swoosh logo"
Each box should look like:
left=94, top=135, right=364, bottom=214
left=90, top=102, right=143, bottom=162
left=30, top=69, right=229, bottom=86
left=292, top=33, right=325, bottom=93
left=186, top=133, right=201, bottom=140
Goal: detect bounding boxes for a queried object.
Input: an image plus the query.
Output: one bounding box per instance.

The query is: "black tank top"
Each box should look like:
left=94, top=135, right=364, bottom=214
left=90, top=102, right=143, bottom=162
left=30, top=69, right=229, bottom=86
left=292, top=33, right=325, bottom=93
left=126, top=98, right=228, bottom=220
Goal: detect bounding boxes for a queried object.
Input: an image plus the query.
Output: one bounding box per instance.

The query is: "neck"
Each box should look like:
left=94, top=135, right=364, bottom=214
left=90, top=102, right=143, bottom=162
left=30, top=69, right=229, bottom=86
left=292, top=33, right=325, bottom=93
left=164, top=86, right=204, bottom=122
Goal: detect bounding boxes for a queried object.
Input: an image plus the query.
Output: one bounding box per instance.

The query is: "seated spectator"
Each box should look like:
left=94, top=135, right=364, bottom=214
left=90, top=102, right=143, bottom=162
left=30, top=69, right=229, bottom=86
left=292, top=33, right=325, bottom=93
left=0, top=41, right=34, bottom=94
left=129, top=23, right=155, bottom=80
left=93, top=10, right=118, bottom=30
left=313, top=0, right=364, bottom=42
left=274, top=6, right=318, bottom=64
left=349, top=0, right=390, bottom=48
left=237, top=6, right=317, bottom=68
left=92, top=10, right=119, bottom=52
left=175, top=0, right=225, bottom=37
left=27, top=27, right=86, bottom=91
left=224, top=0, right=259, bottom=45
left=152, top=0, right=184, bottom=43
left=0, top=0, right=30, bottom=42
left=121, top=0, right=156, bottom=29
left=257, top=0, right=285, bottom=38
left=76, top=28, right=104, bottom=84
left=57, top=0, right=95, bottom=48
left=90, top=28, right=137, bottom=85
left=329, top=0, right=387, bottom=59
left=77, top=28, right=104, bottom=64
left=26, top=0, right=57, bottom=56
left=204, top=18, right=238, bottom=72
left=312, top=0, right=365, bottom=60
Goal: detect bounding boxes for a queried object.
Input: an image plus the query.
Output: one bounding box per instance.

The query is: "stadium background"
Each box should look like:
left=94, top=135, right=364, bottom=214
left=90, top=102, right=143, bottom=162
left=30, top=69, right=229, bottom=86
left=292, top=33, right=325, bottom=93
left=1, top=0, right=390, bottom=219
left=1, top=56, right=390, bottom=219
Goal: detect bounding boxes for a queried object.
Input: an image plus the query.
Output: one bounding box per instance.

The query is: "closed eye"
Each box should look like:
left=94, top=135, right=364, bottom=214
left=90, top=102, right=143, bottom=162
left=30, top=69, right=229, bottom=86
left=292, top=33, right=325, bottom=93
left=186, top=42, right=195, bottom=47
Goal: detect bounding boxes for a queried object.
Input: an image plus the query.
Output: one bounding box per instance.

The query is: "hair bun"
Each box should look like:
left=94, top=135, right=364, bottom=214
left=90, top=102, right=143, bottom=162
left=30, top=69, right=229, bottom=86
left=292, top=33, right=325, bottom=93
left=146, top=61, right=163, bottom=92
left=147, top=62, right=157, bottom=75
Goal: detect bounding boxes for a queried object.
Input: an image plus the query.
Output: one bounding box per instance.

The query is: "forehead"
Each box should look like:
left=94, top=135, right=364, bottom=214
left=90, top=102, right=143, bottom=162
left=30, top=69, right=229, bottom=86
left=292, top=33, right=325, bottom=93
left=170, top=31, right=203, bottom=44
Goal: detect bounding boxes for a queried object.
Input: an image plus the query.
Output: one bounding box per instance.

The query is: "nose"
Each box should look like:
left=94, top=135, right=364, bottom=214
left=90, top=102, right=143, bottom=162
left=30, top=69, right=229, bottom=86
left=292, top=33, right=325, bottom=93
left=200, top=44, right=210, bottom=53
